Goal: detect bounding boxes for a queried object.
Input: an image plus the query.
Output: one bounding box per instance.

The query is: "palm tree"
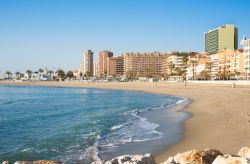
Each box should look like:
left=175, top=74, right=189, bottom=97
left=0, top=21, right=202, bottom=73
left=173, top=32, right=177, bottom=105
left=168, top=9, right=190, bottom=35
left=174, top=67, right=184, bottom=76
left=15, top=72, right=21, bottom=80
left=56, top=69, right=65, bottom=80
left=38, top=68, right=44, bottom=74
left=48, top=70, right=54, bottom=76
left=84, top=71, right=92, bottom=79
left=126, top=70, right=136, bottom=81
left=205, top=61, right=213, bottom=80
left=66, top=71, right=74, bottom=79
left=189, top=60, right=198, bottom=80
left=168, top=61, right=175, bottom=75
left=235, top=71, right=241, bottom=79
left=104, top=70, right=108, bottom=77
left=5, top=71, right=12, bottom=78
left=163, top=73, right=169, bottom=80
left=144, top=68, right=152, bottom=78
left=181, top=53, right=189, bottom=80
left=100, top=73, right=105, bottom=78
left=26, top=70, right=32, bottom=78
left=200, top=70, right=210, bottom=80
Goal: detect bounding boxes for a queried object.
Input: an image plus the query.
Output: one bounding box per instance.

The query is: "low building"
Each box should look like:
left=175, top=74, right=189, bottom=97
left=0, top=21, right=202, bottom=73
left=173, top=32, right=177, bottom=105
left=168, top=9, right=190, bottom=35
left=210, top=49, right=244, bottom=79
left=186, top=54, right=210, bottom=80
left=161, top=51, right=199, bottom=75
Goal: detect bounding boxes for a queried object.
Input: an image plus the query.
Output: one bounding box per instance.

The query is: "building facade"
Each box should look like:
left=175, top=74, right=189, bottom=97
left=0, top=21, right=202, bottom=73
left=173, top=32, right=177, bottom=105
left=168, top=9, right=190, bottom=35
left=186, top=54, right=210, bottom=80
left=123, top=52, right=167, bottom=77
left=229, top=49, right=244, bottom=74
left=205, top=24, right=238, bottom=54
left=83, top=50, right=94, bottom=76
left=107, top=56, right=124, bottom=76
left=162, top=52, right=187, bottom=75
left=99, top=50, right=113, bottom=75
left=210, top=49, right=243, bottom=79
left=241, top=37, right=250, bottom=78
left=161, top=51, right=198, bottom=75
left=93, top=62, right=99, bottom=77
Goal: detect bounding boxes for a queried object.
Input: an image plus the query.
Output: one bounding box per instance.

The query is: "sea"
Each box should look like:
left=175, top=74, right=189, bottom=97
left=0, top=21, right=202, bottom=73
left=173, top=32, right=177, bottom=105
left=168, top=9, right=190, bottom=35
left=0, top=85, right=189, bottom=164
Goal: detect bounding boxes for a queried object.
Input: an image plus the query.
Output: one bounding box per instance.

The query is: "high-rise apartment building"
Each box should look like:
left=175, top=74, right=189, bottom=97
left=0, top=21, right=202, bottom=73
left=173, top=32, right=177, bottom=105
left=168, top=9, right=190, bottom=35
left=93, top=62, right=99, bottom=76
left=123, top=52, right=167, bottom=77
left=107, top=56, right=124, bottom=76
left=99, top=50, right=113, bottom=75
left=82, top=50, right=94, bottom=76
left=205, top=24, right=238, bottom=54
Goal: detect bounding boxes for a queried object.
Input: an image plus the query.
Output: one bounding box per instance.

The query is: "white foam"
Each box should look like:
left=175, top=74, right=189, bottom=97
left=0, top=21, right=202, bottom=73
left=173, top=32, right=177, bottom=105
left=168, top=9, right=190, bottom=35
left=79, top=134, right=101, bottom=162
left=22, top=148, right=32, bottom=152
left=99, top=143, right=118, bottom=148
left=110, top=124, right=124, bottom=130
left=176, top=98, right=188, bottom=105
left=99, top=97, right=187, bottom=158
left=99, top=109, right=164, bottom=149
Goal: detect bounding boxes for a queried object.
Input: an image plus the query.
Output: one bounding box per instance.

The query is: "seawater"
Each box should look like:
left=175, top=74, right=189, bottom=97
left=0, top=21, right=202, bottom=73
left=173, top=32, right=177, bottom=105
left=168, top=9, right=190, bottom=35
left=0, top=85, right=188, bottom=164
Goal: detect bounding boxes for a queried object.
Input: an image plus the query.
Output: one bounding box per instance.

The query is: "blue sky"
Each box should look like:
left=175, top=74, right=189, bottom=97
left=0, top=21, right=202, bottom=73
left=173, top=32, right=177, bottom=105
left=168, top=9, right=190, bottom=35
left=0, top=0, right=250, bottom=73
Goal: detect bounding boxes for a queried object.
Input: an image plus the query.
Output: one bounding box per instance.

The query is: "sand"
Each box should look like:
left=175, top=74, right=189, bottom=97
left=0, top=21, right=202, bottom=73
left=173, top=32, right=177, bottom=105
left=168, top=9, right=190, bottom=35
left=1, top=81, right=250, bottom=163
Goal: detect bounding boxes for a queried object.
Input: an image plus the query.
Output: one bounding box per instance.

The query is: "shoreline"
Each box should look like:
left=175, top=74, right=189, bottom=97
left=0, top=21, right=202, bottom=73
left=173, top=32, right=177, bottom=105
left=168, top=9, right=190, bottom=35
left=1, top=81, right=250, bottom=163
left=0, top=82, right=190, bottom=162
left=99, top=93, right=190, bottom=161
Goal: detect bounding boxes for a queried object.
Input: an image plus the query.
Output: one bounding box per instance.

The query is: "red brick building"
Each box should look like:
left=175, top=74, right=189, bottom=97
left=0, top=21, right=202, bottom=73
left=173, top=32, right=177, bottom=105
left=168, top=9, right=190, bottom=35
left=98, top=50, right=113, bottom=75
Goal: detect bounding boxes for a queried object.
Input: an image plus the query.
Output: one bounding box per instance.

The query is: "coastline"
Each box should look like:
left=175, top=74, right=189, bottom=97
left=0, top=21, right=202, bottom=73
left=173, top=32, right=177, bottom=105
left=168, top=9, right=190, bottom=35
left=1, top=81, right=250, bottom=163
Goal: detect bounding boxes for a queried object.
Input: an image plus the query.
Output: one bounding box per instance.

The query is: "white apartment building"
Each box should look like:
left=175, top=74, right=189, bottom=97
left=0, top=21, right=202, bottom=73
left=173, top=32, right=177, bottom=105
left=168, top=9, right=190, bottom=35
left=210, top=54, right=219, bottom=79
left=186, top=54, right=210, bottom=80
left=186, top=62, right=206, bottom=80
left=241, top=37, right=250, bottom=74
left=82, top=50, right=94, bottom=76
left=167, top=53, right=183, bottom=68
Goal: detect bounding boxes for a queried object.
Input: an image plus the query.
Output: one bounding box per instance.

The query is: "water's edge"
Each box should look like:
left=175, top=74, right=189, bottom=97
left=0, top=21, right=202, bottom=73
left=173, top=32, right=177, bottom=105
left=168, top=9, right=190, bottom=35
left=0, top=84, right=191, bottom=163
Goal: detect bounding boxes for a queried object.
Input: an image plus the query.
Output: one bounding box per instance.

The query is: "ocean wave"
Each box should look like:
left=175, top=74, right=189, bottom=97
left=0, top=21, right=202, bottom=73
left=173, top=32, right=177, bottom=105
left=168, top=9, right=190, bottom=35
left=110, top=124, right=124, bottom=131
left=176, top=98, right=188, bottom=105
left=99, top=98, right=187, bottom=154
left=79, top=134, right=101, bottom=162
left=99, top=106, right=165, bottom=151
left=59, top=133, right=101, bottom=164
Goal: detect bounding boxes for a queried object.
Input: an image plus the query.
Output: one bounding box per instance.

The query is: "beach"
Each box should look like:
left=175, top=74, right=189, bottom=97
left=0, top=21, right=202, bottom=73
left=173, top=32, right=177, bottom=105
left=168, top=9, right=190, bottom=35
left=1, top=81, right=250, bottom=163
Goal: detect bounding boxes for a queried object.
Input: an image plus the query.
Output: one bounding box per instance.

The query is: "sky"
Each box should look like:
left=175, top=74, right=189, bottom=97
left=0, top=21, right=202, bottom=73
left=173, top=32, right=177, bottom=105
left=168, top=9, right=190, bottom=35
left=0, top=0, right=250, bottom=73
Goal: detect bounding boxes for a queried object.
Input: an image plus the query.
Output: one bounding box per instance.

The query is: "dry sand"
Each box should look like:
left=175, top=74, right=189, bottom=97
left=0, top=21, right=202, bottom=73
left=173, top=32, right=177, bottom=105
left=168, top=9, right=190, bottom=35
left=1, top=81, right=250, bottom=163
